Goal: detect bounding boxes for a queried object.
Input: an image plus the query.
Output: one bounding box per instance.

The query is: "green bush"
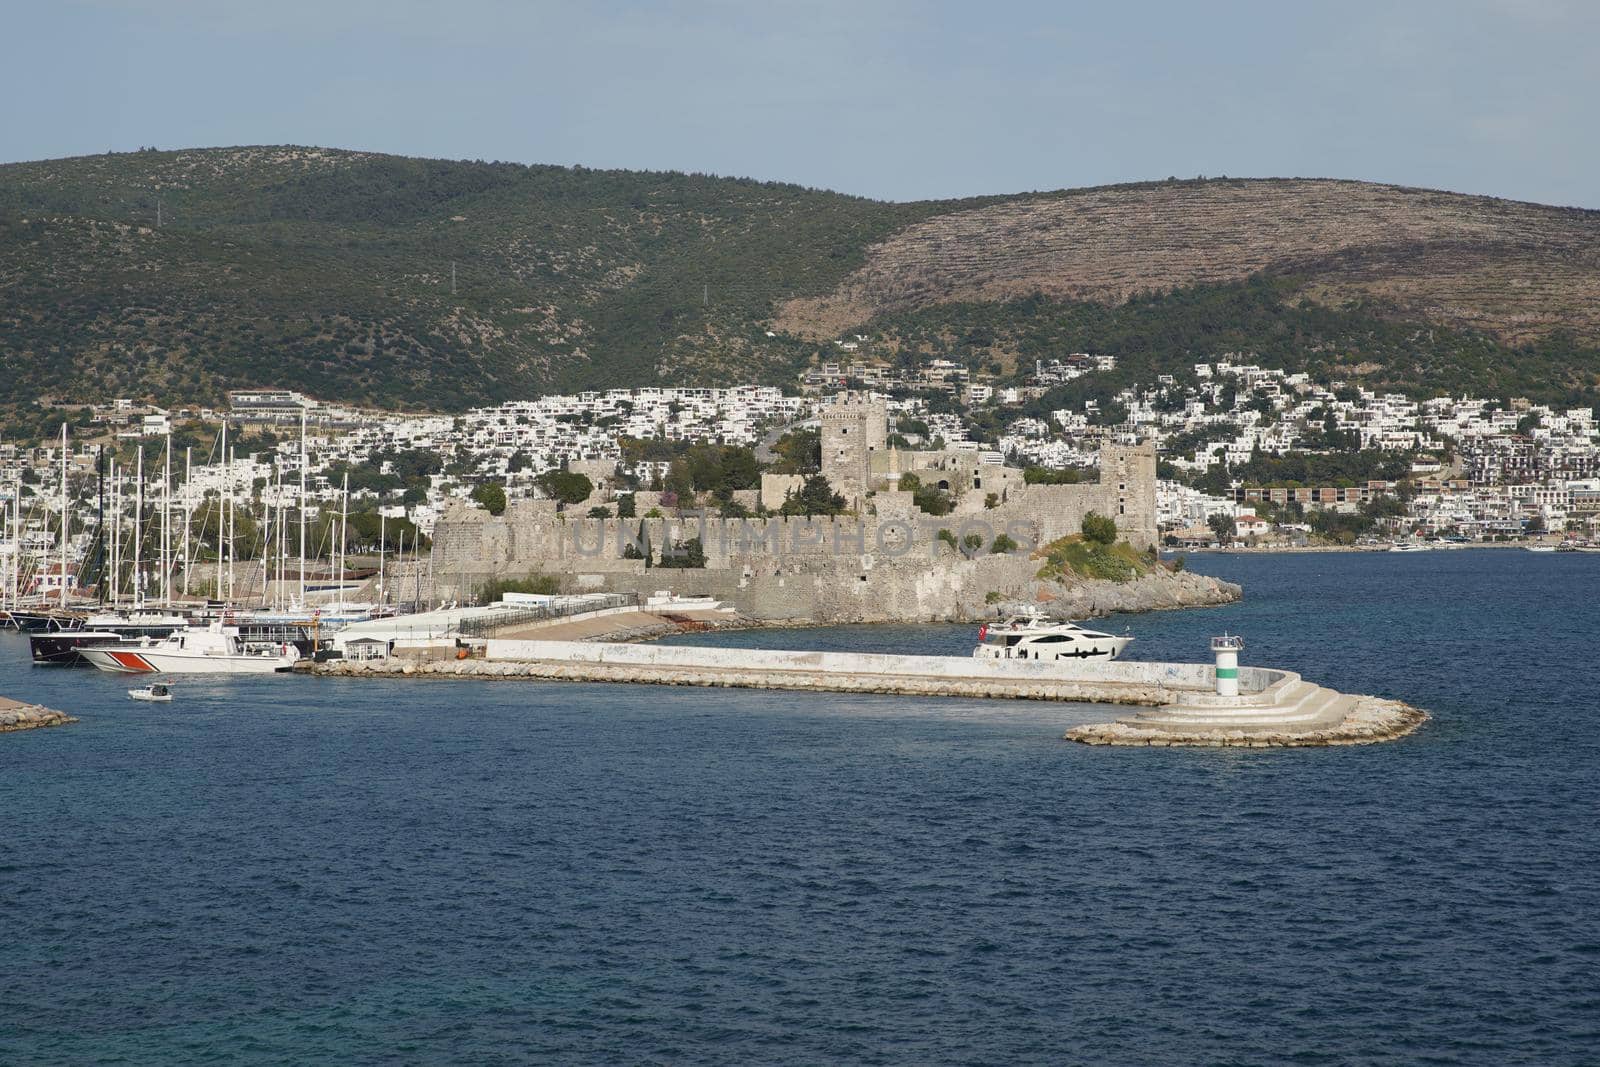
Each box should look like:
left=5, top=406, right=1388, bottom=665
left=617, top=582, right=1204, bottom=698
left=1035, top=534, right=1150, bottom=583
left=1024, top=466, right=1084, bottom=485
left=1081, top=511, right=1118, bottom=545
left=475, top=571, right=559, bottom=601
left=535, top=469, right=593, bottom=506
left=470, top=482, right=507, bottom=516
left=657, top=537, right=706, bottom=568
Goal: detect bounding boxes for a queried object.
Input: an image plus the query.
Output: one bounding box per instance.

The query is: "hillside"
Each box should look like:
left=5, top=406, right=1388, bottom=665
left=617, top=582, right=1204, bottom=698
left=2, top=148, right=1599, bottom=429
left=775, top=178, right=1600, bottom=346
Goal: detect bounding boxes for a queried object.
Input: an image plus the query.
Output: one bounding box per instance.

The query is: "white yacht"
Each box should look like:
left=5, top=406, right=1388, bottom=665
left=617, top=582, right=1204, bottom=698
left=80, top=622, right=300, bottom=675
left=974, top=611, right=1132, bottom=663
left=1389, top=541, right=1432, bottom=552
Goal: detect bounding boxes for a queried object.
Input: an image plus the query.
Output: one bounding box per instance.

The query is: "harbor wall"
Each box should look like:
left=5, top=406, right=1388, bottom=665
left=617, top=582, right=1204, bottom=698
left=484, top=638, right=1245, bottom=690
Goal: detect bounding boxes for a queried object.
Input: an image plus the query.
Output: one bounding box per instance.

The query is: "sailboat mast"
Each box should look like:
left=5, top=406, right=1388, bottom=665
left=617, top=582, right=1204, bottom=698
left=134, top=446, right=144, bottom=609
left=109, top=461, right=120, bottom=607
left=226, top=444, right=235, bottom=605
left=10, top=482, right=19, bottom=610
left=276, top=465, right=286, bottom=610
left=299, top=405, right=307, bottom=606
left=216, top=423, right=226, bottom=603
left=378, top=511, right=386, bottom=604
left=58, top=423, right=68, bottom=608
left=338, top=472, right=348, bottom=600
left=96, top=446, right=105, bottom=606
left=162, top=433, right=172, bottom=606
left=182, top=447, right=192, bottom=597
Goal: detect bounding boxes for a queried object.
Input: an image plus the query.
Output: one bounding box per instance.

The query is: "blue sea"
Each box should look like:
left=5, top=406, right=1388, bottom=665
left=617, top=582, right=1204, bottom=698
left=3, top=550, right=1598, bottom=1065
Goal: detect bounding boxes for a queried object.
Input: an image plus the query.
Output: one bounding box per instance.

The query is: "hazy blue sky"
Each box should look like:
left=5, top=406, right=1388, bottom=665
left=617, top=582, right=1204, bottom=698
left=4, top=0, right=1596, bottom=206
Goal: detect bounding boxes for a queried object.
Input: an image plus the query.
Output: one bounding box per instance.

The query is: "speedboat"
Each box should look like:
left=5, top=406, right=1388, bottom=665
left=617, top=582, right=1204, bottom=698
left=128, top=682, right=173, bottom=702
left=1389, top=542, right=1432, bottom=552
left=1524, top=544, right=1557, bottom=553
left=80, top=622, right=300, bottom=675
left=974, top=610, right=1132, bottom=662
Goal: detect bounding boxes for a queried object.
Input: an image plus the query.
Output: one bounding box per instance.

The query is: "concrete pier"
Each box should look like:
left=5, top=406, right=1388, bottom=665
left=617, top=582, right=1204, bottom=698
left=313, top=639, right=1426, bottom=747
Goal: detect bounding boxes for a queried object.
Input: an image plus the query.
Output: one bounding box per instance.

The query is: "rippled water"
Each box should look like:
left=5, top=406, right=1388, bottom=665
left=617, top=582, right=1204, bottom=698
left=2, top=550, right=1598, bottom=1064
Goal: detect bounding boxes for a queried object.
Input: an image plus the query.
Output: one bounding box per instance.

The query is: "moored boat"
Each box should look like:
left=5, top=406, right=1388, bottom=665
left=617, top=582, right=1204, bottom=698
left=80, top=622, right=300, bottom=674
left=974, top=610, right=1132, bottom=662
left=29, top=610, right=192, bottom=666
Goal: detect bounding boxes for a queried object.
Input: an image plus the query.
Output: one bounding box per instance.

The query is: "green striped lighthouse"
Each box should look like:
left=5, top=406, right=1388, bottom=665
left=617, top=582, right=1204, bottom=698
left=1212, top=634, right=1244, bottom=698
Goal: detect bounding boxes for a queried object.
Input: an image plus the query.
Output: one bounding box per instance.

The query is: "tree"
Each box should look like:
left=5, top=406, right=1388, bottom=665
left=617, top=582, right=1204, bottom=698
left=897, top=472, right=951, bottom=515
left=615, top=492, right=637, bottom=518
left=471, top=482, right=507, bottom=516
left=1082, top=511, right=1118, bottom=545
left=1207, top=512, right=1236, bottom=542
left=534, top=469, right=593, bottom=506
left=991, top=533, right=1020, bottom=554
left=1023, top=466, right=1083, bottom=485
left=780, top=474, right=846, bottom=516
left=657, top=537, right=706, bottom=568
left=770, top=429, right=821, bottom=473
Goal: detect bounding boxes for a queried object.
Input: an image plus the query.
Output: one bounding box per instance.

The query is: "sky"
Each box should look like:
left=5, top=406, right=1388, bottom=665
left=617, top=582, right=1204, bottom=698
left=3, top=0, right=1597, bottom=207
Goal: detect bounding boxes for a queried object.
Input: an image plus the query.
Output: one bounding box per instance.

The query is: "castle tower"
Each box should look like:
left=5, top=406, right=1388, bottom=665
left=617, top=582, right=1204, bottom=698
left=1098, top=435, right=1159, bottom=549
left=819, top=391, right=888, bottom=510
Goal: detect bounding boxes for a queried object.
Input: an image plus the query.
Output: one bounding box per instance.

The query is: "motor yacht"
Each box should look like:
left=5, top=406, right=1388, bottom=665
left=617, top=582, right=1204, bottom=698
left=973, top=610, right=1133, bottom=662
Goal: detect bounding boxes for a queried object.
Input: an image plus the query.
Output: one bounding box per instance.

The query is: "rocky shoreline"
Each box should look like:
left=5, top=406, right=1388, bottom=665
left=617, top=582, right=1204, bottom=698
left=1034, top=569, right=1241, bottom=620
left=1065, top=697, right=1428, bottom=748
left=0, top=698, right=78, bottom=734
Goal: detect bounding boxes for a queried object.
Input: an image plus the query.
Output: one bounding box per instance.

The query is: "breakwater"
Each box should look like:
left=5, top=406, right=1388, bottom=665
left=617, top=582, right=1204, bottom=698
left=0, top=696, right=77, bottom=733
left=315, top=640, right=1425, bottom=747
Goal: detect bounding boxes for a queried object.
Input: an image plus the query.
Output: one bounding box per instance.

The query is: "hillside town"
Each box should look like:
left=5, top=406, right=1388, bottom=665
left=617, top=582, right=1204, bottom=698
left=3, top=351, right=1599, bottom=592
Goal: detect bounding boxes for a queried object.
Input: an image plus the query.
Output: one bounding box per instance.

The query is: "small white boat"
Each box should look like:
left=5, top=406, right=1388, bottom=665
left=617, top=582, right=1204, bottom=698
left=974, top=609, right=1132, bottom=662
left=1389, top=542, right=1432, bottom=553
left=1524, top=545, right=1557, bottom=553
left=128, top=682, right=172, bottom=702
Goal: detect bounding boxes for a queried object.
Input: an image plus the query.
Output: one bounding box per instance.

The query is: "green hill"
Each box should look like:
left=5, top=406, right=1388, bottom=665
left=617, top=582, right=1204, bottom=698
left=2, top=146, right=1598, bottom=433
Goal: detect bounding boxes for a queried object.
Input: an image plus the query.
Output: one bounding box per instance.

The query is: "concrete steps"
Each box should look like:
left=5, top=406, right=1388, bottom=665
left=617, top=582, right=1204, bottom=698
left=1126, top=679, right=1354, bottom=734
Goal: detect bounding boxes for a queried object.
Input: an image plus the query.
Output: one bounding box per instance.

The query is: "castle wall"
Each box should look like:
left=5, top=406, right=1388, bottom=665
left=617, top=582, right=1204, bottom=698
left=428, top=437, right=1159, bottom=621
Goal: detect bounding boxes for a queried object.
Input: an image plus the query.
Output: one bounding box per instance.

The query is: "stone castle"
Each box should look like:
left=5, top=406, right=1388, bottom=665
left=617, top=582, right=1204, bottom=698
left=430, top=393, right=1158, bottom=622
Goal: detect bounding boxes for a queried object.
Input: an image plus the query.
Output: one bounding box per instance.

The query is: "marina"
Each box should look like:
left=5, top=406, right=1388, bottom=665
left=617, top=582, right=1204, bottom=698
left=0, top=550, right=1593, bottom=1064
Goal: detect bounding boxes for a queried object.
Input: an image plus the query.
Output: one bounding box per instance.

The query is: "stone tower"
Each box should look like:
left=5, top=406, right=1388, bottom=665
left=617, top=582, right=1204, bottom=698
left=819, top=391, right=888, bottom=510
left=1098, top=435, right=1159, bottom=549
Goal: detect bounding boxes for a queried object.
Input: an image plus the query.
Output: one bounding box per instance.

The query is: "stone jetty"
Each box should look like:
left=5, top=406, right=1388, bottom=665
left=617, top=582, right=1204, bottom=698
left=0, top=696, right=77, bottom=733
left=1065, top=696, right=1428, bottom=748
left=315, top=639, right=1426, bottom=747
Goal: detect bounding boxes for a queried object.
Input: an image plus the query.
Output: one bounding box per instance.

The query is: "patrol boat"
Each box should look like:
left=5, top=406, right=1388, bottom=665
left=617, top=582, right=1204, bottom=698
left=80, top=622, right=300, bottom=675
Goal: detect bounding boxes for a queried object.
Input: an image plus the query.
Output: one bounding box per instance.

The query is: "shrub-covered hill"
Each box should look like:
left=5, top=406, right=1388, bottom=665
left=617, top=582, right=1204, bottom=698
left=3, top=146, right=1598, bottom=424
